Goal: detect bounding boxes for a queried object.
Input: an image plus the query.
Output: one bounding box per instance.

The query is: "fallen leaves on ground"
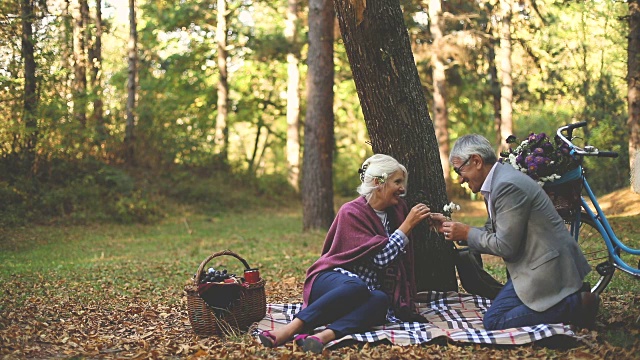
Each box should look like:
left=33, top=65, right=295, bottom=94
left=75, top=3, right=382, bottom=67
left=1, top=274, right=638, bottom=359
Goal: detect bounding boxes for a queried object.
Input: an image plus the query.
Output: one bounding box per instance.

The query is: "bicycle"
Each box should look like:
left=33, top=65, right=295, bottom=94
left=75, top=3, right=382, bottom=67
left=548, top=121, right=640, bottom=295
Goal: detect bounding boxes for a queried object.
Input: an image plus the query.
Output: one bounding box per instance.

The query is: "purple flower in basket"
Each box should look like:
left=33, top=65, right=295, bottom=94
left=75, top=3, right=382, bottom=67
left=500, top=131, right=580, bottom=185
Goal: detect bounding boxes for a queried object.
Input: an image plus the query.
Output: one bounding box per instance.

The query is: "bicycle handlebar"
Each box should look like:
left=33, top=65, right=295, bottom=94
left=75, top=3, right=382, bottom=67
left=556, top=122, right=619, bottom=158
left=596, top=151, right=619, bottom=158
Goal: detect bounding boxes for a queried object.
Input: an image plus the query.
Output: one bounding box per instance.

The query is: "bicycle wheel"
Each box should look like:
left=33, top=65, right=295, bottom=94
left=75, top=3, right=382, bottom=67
left=564, top=213, right=615, bottom=295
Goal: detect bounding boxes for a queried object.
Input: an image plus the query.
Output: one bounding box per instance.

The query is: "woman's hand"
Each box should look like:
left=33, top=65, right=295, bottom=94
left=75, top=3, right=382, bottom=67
left=398, top=203, right=432, bottom=235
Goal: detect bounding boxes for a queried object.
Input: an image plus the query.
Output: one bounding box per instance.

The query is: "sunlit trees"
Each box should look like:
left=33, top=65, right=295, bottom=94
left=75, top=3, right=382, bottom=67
left=497, top=0, right=513, bottom=153
left=125, top=0, right=137, bottom=164
left=0, top=0, right=636, bottom=224
left=629, top=0, right=640, bottom=193
left=285, top=0, right=302, bottom=191
left=427, top=0, right=452, bottom=192
left=89, top=0, right=105, bottom=143
left=215, top=0, right=229, bottom=163
left=21, top=0, right=38, bottom=171
left=301, top=0, right=335, bottom=231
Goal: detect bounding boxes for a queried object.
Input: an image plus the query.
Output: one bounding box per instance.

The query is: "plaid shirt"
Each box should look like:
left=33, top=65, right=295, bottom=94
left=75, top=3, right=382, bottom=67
left=333, top=215, right=407, bottom=291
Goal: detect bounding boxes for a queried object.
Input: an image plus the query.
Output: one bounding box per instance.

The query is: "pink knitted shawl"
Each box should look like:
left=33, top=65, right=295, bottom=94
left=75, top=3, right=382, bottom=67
left=301, top=196, right=417, bottom=313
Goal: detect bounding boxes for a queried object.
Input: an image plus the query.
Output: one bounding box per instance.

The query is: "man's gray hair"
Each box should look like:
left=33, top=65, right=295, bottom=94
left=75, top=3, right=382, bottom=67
left=449, top=134, right=498, bottom=165
left=357, top=154, right=408, bottom=201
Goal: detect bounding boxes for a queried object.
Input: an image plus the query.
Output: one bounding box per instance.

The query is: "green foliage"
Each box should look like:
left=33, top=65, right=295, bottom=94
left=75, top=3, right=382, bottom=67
left=0, top=158, right=163, bottom=227
left=583, top=122, right=629, bottom=193
left=0, top=0, right=636, bottom=230
left=162, top=165, right=297, bottom=214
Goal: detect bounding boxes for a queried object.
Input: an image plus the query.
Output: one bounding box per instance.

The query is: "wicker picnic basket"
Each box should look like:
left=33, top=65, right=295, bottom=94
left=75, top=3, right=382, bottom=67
left=185, top=250, right=266, bottom=337
left=543, top=166, right=583, bottom=218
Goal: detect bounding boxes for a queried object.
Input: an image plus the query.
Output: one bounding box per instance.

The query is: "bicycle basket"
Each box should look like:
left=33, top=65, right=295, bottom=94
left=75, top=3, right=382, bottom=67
left=542, top=166, right=583, bottom=218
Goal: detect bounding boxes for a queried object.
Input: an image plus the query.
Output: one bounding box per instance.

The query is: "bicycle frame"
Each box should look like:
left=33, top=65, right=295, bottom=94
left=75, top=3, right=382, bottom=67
left=572, top=173, right=640, bottom=277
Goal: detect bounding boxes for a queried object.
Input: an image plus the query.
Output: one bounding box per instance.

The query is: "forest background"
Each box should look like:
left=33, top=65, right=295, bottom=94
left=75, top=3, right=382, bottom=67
left=1, top=0, right=638, bottom=229
left=2, top=0, right=640, bottom=358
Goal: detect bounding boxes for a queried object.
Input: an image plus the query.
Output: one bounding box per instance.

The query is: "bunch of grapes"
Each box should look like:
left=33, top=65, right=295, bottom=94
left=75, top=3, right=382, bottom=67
left=199, top=267, right=236, bottom=284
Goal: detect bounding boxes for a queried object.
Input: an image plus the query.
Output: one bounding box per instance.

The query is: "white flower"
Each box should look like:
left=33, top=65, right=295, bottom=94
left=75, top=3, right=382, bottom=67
left=443, top=202, right=461, bottom=215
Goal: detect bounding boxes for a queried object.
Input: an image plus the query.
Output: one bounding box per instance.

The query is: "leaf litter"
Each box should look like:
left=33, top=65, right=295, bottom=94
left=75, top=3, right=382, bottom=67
left=1, top=273, right=638, bottom=359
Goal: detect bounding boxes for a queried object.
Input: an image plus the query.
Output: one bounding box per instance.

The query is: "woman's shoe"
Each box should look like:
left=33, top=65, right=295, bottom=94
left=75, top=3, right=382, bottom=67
left=293, top=334, right=310, bottom=347
left=258, top=330, right=277, bottom=348
left=301, top=335, right=325, bottom=354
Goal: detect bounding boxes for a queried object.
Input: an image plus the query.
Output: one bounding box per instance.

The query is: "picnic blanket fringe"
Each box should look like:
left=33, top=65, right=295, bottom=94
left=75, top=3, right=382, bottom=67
left=255, top=291, right=577, bottom=348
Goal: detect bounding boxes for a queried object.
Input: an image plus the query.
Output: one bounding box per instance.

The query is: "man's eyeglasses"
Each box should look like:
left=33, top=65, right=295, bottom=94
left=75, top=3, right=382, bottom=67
left=453, top=157, right=471, bottom=176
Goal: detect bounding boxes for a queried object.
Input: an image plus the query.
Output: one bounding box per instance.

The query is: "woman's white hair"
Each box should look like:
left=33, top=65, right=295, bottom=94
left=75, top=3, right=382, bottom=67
left=356, top=153, right=408, bottom=201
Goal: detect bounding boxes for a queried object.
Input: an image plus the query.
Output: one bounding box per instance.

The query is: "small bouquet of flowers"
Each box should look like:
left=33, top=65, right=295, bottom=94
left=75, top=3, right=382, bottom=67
left=443, top=201, right=461, bottom=219
left=498, top=132, right=579, bottom=186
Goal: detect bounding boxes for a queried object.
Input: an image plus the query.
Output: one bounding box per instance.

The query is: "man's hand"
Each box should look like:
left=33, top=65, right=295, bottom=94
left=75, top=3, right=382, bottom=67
left=429, top=213, right=447, bottom=232
left=442, top=221, right=471, bottom=242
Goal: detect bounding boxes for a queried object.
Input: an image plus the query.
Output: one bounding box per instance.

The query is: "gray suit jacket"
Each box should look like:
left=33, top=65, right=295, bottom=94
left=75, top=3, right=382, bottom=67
left=467, top=163, right=591, bottom=312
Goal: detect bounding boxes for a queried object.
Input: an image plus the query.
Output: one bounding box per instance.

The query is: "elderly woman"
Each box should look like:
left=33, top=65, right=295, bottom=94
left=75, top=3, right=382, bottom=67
left=259, top=154, right=432, bottom=353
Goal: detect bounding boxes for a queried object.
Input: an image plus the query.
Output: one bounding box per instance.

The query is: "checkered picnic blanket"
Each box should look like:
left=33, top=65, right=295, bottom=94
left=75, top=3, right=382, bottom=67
left=255, top=291, right=577, bottom=347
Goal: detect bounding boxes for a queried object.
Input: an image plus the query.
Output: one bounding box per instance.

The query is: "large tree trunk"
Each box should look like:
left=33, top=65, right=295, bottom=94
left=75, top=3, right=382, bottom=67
left=498, top=0, right=513, bottom=152
left=73, top=0, right=89, bottom=126
left=21, top=0, right=37, bottom=171
left=125, top=0, right=137, bottom=164
left=629, top=0, right=640, bottom=193
left=302, top=0, right=335, bottom=231
left=90, top=0, right=105, bottom=143
left=215, top=0, right=229, bottom=163
left=285, top=0, right=301, bottom=191
left=333, top=0, right=457, bottom=291
left=428, top=0, right=451, bottom=193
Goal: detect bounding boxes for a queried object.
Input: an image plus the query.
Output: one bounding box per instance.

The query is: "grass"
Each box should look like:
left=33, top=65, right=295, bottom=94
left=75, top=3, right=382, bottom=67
left=0, top=197, right=639, bottom=358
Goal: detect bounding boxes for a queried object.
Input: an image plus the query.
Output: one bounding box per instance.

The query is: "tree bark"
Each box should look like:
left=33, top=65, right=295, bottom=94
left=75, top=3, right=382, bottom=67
left=498, top=0, right=513, bottom=152
left=302, top=0, right=335, bottom=231
left=61, top=0, right=73, bottom=95
left=215, top=0, right=229, bottom=163
left=489, top=36, right=501, bottom=147
left=90, top=0, right=105, bottom=143
left=428, top=0, right=451, bottom=193
left=629, top=0, right=640, bottom=193
left=285, top=0, right=301, bottom=191
left=73, top=0, right=89, bottom=126
left=125, top=0, right=137, bottom=164
left=333, top=0, right=457, bottom=291
left=21, top=0, right=37, bottom=171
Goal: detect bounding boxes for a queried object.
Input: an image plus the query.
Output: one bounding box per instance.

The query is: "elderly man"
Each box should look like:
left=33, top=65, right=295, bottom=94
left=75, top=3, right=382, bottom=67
left=432, top=134, right=598, bottom=330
